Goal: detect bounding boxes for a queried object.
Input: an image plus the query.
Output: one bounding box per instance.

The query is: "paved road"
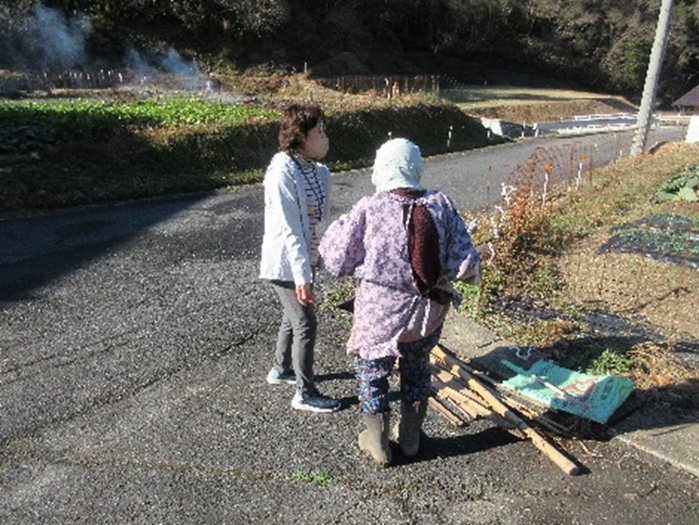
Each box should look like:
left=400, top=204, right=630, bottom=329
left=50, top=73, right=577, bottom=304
left=1, top=127, right=696, bottom=524
left=333, top=126, right=684, bottom=215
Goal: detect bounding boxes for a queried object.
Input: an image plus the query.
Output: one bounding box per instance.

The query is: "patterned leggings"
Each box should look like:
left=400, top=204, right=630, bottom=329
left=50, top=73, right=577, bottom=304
left=355, top=328, right=441, bottom=415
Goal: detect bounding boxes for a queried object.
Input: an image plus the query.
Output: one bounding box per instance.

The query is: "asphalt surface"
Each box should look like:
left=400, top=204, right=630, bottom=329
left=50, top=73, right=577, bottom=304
left=1, top=127, right=697, bottom=524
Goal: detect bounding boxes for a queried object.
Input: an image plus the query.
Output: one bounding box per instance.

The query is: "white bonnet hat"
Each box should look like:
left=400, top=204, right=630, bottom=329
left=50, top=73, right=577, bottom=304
left=371, top=138, right=424, bottom=193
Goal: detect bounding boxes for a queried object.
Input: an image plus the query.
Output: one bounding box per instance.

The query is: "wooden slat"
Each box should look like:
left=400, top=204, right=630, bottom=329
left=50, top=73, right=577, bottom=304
left=431, top=345, right=580, bottom=476
left=432, top=360, right=572, bottom=436
left=432, top=370, right=524, bottom=437
left=428, top=396, right=466, bottom=427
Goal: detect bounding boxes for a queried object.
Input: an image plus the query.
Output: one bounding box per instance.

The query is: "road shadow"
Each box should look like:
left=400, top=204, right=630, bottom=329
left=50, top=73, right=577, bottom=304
left=0, top=193, right=222, bottom=303
left=0, top=178, right=271, bottom=305
left=391, top=427, right=520, bottom=466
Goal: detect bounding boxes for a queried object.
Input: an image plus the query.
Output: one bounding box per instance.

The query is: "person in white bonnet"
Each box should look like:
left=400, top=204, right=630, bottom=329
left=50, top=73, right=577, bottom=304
left=320, top=138, right=480, bottom=466
left=371, top=137, right=424, bottom=193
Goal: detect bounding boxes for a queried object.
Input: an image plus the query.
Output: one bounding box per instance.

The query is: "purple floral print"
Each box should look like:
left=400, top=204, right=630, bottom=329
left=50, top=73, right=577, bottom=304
left=320, top=190, right=479, bottom=360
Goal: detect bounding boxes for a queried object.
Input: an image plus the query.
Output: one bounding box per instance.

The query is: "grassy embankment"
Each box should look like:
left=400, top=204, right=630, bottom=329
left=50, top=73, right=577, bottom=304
left=457, top=141, right=698, bottom=405
left=0, top=83, right=497, bottom=213
left=432, top=85, right=697, bottom=402
left=443, top=86, right=638, bottom=124
left=0, top=79, right=639, bottom=213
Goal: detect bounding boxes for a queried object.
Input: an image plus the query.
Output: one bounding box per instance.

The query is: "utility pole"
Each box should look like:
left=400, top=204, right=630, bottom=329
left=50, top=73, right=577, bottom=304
left=630, top=0, right=674, bottom=157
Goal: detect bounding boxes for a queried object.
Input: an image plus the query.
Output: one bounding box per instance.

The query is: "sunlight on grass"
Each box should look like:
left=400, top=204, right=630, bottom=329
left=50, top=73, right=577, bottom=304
left=460, top=142, right=698, bottom=396
left=586, top=349, right=638, bottom=375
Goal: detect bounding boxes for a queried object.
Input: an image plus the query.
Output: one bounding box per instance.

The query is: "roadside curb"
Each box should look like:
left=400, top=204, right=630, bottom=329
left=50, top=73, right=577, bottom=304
left=610, top=405, right=699, bottom=478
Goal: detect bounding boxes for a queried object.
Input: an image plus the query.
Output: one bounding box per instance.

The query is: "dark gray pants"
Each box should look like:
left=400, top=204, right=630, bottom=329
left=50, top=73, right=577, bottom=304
left=270, top=280, right=317, bottom=395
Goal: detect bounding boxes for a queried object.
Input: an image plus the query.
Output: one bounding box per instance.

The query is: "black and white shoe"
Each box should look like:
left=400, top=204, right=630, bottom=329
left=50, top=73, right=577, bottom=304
left=266, top=368, right=296, bottom=385
left=291, top=390, right=341, bottom=413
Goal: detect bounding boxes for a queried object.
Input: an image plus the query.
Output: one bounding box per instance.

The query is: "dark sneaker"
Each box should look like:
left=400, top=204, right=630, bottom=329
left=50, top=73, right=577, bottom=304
left=291, top=390, right=341, bottom=413
left=266, top=368, right=296, bottom=385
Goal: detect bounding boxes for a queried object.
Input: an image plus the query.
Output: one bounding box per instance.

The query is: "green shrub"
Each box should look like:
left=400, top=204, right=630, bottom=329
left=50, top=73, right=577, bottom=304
left=586, top=349, right=637, bottom=376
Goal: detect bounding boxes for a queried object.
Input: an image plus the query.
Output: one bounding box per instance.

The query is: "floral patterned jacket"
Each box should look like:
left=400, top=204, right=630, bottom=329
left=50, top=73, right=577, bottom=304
left=319, top=190, right=480, bottom=360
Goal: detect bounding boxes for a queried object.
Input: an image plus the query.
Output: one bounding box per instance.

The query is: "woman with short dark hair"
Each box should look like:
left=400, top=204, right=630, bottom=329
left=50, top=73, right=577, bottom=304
left=259, top=104, right=340, bottom=413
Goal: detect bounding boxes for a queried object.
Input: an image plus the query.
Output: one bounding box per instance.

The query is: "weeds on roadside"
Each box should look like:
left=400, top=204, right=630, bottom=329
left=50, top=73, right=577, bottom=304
left=321, top=276, right=355, bottom=307
left=459, top=142, right=699, bottom=396
left=462, top=147, right=570, bottom=321
left=586, top=348, right=637, bottom=375
left=290, top=468, right=332, bottom=487
left=653, top=164, right=699, bottom=203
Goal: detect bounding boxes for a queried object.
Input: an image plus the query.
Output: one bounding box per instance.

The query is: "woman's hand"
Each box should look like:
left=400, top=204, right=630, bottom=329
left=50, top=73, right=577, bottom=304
left=295, top=283, right=316, bottom=306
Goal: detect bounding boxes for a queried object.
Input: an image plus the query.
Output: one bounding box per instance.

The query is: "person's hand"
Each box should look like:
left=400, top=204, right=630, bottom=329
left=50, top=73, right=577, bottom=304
left=295, top=283, right=316, bottom=306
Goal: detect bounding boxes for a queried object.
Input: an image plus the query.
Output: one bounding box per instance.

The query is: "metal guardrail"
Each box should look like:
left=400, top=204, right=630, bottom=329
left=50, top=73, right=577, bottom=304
left=570, top=113, right=636, bottom=121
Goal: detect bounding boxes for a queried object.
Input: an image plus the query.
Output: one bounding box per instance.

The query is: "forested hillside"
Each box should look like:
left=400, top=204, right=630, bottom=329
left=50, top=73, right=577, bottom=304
left=1, top=0, right=698, bottom=103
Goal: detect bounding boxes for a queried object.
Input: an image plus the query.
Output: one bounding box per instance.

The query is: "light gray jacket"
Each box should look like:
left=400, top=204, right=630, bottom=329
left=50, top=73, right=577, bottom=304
left=259, top=151, right=332, bottom=285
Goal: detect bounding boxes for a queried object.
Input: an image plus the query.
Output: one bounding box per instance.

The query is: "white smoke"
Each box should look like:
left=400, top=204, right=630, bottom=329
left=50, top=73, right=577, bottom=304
left=8, top=5, right=212, bottom=93
left=161, top=48, right=199, bottom=78
left=126, top=46, right=205, bottom=89
left=20, top=4, right=92, bottom=71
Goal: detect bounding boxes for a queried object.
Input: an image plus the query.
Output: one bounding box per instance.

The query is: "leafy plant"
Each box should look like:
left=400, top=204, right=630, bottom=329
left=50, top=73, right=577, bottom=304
left=0, top=98, right=279, bottom=141
left=322, top=276, right=355, bottom=309
left=454, top=281, right=481, bottom=317
left=586, top=349, right=637, bottom=376
left=310, top=470, right=332, bottom=487
left=290, top=468, right=311, bottom=483
left=653, top=165, right=699, bottom=203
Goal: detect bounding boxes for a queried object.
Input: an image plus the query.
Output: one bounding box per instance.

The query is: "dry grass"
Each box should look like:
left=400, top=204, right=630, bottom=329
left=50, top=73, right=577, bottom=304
left=274, top=79, right=634, bottom=124
left=470, top=142, right=699, bottom=403
left=559, top=235, right=697, bottom=341
left=276, top=75, right=444, bottom=112
left=450, top=89, right=699, bottom=408
left=629, top=343, right=697, bottom=393
left=444, top=86, right=637, bottom=123
left=555, top=143, right=699, bottom=334
left=555, top=143, right=698, bottom=398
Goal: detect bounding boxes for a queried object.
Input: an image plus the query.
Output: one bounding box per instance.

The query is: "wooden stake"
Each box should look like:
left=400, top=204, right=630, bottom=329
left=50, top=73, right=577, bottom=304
left=432, top=346, right=580, bottom=475
left=433, top=371, right=524, bottom=437
left=433, top=374, right=487, bottom=419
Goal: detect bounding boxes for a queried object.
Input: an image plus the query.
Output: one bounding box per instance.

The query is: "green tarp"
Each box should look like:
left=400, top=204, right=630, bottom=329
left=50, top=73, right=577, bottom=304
left=500, top=359, right=635, bottom=424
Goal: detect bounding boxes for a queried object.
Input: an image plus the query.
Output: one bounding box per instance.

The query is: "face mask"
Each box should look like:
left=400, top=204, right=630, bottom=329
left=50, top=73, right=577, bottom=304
left=310, top=134, right=329, bottom=160
left=300, top=122, right=329, bottom=160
